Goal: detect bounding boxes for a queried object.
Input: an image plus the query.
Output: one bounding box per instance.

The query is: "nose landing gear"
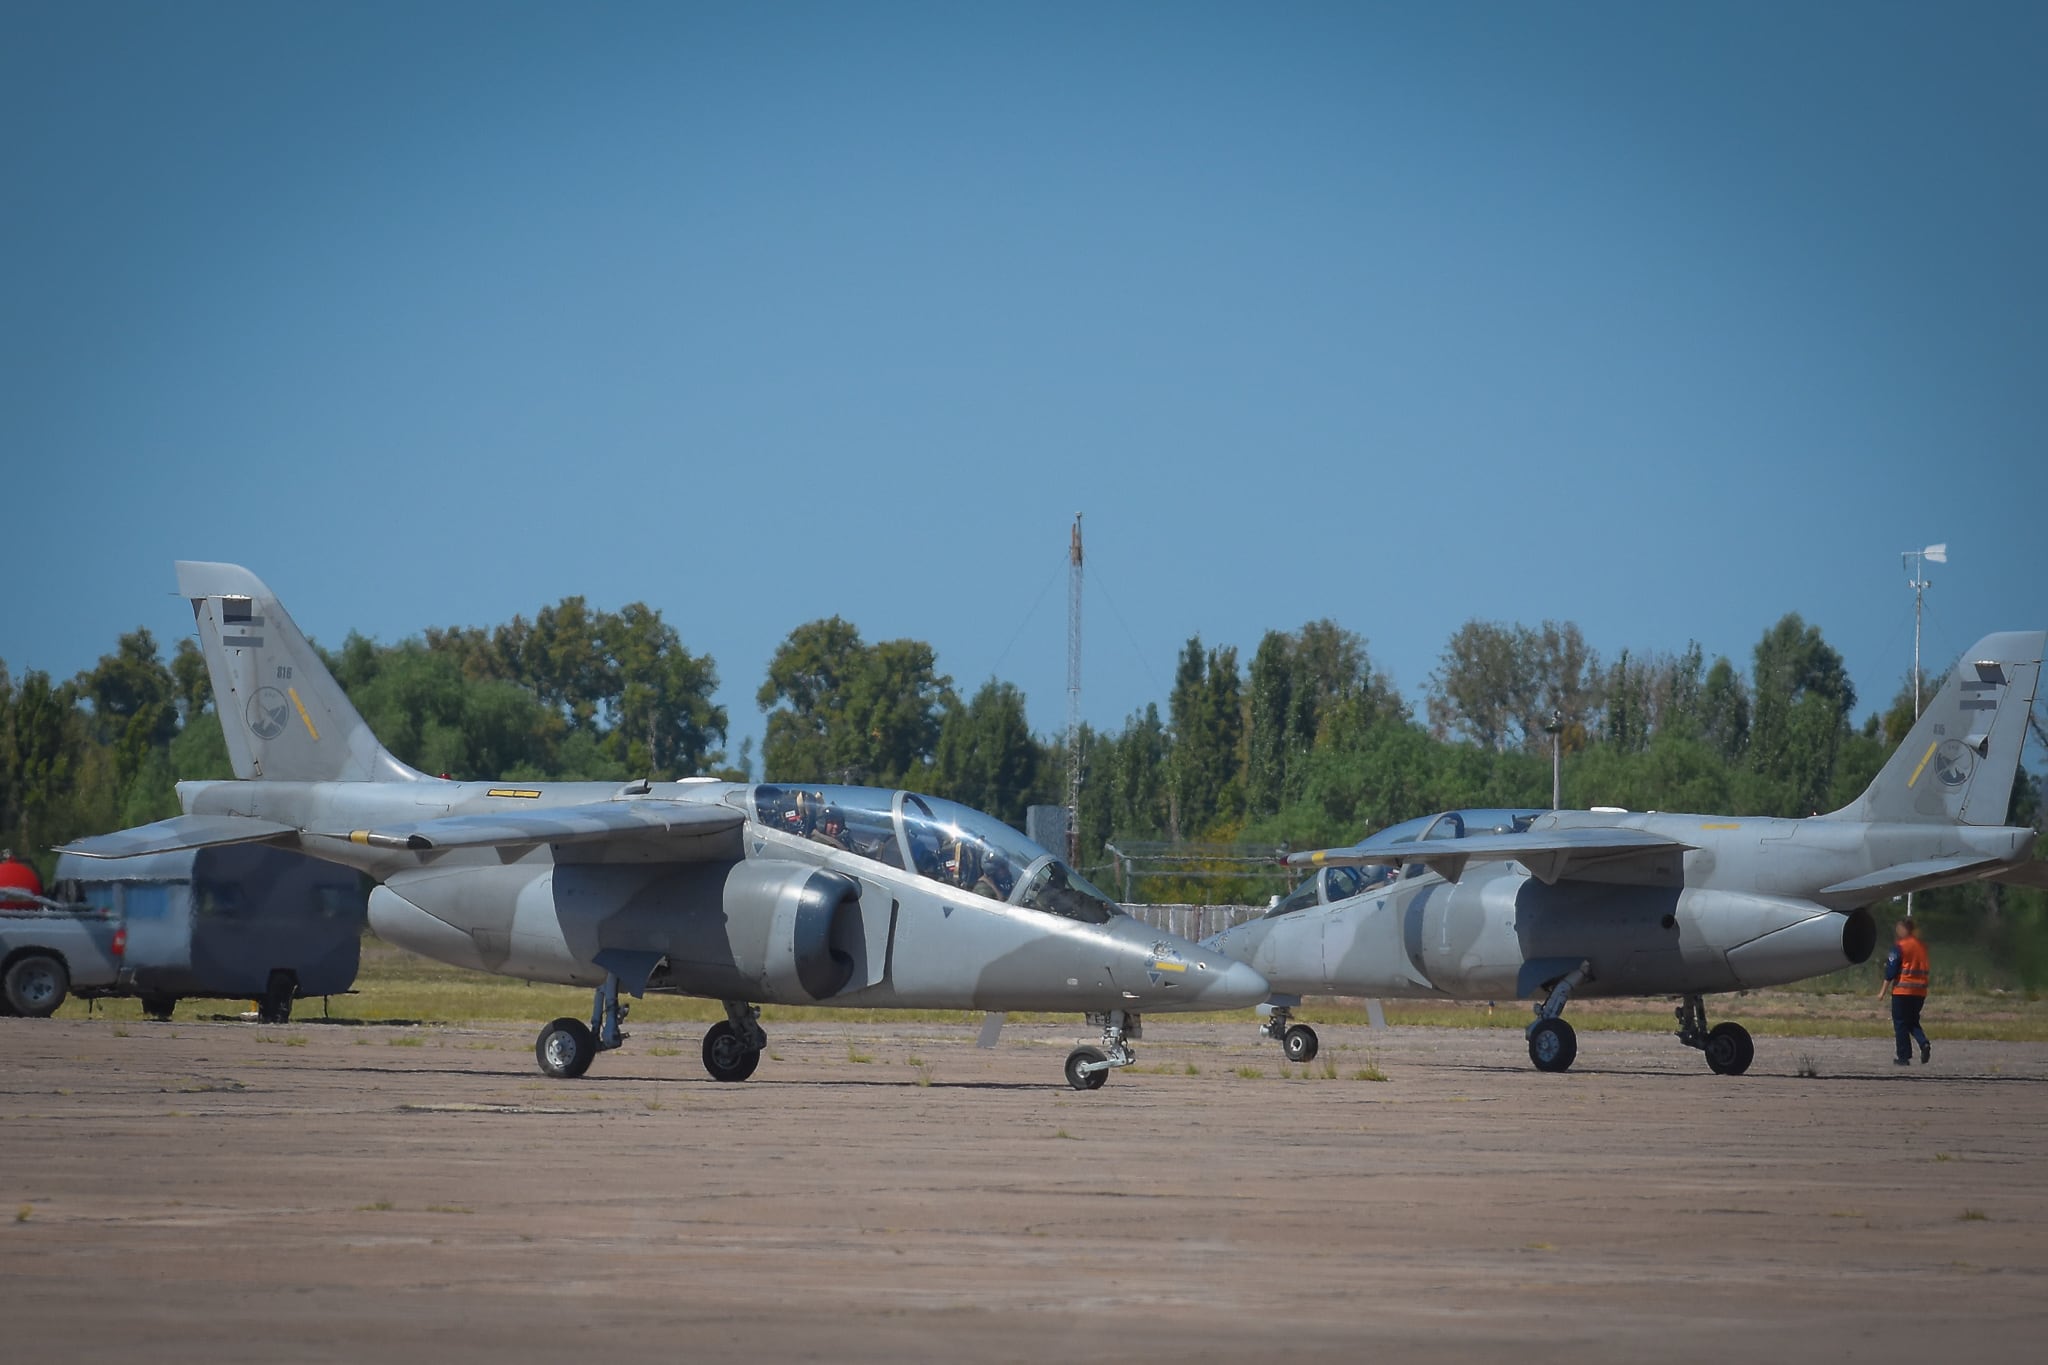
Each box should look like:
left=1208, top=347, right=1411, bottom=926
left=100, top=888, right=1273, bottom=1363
left=1065, top=1011, right=1140, bottom=1090
left=1258, top=1001, right=1321, bottom=1063
left=1676, top=995, right=1753, bottom=1075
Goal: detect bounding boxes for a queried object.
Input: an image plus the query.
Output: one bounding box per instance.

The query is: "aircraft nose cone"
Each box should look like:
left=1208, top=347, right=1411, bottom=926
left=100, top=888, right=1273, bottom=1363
left=1203, top=957, right=1270, bottom=1009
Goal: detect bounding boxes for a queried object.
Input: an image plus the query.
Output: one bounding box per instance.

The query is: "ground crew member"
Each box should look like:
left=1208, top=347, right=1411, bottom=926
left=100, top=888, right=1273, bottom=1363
left=1878, top=916, right=1931, bottom=1066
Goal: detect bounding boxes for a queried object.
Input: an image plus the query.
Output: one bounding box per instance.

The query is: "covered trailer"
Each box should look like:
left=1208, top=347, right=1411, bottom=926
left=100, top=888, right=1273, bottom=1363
left=54, top=844, right=367, bottom=1022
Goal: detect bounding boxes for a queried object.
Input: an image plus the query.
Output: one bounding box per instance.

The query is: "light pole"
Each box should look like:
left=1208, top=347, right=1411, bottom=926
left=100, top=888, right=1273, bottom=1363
left=1544, top=709, right=1564, bottom=811
left=1900, top=543, right=1947, bottom=718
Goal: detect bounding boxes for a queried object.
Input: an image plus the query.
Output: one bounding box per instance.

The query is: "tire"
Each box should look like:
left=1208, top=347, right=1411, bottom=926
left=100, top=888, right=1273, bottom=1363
left=1064, top=1045, right=1109, bottom=1091
left=141, top=995, right=176, bottom=1022
left=1527, top=1017, right=1577, bottom=1073
left=1704, top=1021, right=1754, bottom=1076
left=258, top=971, right=295, bottom=1025
left=3, top=954, right=70, bottom=1018
left=1282, top=1024, right=1320, bottom=1063
left=701, top=1020, right=761, bottom=1082
left=535, top=1017, right=598, bottom=1079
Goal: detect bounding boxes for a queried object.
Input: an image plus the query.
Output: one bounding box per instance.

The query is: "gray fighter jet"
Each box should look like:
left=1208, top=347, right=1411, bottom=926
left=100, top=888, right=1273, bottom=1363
left=1207, top=630, right=2046, bottom=1075
left=62, top=563, right=1266, bottom=1088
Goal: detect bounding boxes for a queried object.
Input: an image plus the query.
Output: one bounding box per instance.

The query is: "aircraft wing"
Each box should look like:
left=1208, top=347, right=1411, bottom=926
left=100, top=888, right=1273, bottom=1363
left=335, top=800, right=744, bottom=853
left=58, top=813, right=301, bottom=860
left=1816, top=855, right=2041, bottom=909
left=1286, top=828, right=1691, bottom=886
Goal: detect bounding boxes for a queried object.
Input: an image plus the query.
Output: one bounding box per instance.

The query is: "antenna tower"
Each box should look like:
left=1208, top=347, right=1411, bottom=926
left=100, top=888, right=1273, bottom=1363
left=1901, top=543, right=1947, bottom=717
left=1066, top=513, right=1083, bottom=864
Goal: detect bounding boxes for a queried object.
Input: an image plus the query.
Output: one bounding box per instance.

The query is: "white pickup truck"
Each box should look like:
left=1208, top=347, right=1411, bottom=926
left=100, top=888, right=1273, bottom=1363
left=0, top=893, right=126, bottom=1016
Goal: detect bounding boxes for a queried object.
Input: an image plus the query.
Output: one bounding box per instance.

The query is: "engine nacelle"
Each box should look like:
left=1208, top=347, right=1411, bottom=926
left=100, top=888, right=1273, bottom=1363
left=723, top=860, right=864, bottom=1002
left=1725, top=906, right=1876, bottom=989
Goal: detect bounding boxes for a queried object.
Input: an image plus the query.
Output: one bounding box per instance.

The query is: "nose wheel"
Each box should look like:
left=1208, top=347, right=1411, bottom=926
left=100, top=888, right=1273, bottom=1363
left=1064, top=1011, right=1139, bottom=1090
left=1258, top=1002, right=1321, bottom=1063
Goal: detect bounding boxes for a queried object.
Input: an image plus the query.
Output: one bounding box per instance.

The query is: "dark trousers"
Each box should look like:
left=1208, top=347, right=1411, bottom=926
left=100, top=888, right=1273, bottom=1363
left=1892, top=993, right=1928, bottom=1061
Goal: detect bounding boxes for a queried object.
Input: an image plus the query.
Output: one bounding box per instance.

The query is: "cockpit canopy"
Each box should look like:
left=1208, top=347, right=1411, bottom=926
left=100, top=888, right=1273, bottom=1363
left=743, top=784, right=1120, bottom=924
left=1265, top=808, right=1543, bottom=917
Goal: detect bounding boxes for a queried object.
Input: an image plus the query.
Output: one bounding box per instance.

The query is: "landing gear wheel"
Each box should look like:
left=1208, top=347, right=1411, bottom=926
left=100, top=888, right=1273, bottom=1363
left=1065, top=1046, right=1109, bottom=1091
left=141, top=995, right=176, bottom=1022
left=535, top=1016, right=597, bottom=1079
left=257, top=970, right=296, bottom=1025
left=1528, top=1017, right=1577, bottom=1073
left=4, top=954, right=69, bottom=1018
left=1704, top=1021, right=1754, bottom=1076
left=702, top=1020, right=761, bottom=1082
left=1282, top=1024, right=1320, bottom=1063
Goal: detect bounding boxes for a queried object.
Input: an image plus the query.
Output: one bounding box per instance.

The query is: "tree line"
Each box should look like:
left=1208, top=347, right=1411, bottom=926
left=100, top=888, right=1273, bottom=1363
left=2, top=598, right=2042, bottom=981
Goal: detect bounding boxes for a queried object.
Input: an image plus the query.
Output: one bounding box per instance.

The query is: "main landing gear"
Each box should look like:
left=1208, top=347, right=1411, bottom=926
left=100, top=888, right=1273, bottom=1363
left=1526, top=961, right=1589, bottom=1073
left=1065, top=1011, right=1141, bottom=1090
left=534, top=980, right=773, bottom=1083
left=535, top=971, right=634, bottom=1079
left=1676, top=994, right=1753, bottom=1076
left=702, top=1001, right=766, bottom=1083
left=1258, top=1001, right=1320, bottom=1063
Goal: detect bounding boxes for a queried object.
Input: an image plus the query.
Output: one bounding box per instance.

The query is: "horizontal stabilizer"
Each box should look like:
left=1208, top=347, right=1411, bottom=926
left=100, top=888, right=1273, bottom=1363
left=335, top=800, right=744, bottom=853
left=1815, top=856, right=2010, bottom=909
left=58, top=813, right=300, bottom=861
left=1287, top=827, right=1690, bottom=886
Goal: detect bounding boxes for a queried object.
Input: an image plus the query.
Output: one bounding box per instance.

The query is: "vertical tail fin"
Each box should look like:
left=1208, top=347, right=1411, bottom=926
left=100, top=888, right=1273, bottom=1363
left=176, top=562, right=424, bottom=783
left=1828, top=630, right=2045, bottom=826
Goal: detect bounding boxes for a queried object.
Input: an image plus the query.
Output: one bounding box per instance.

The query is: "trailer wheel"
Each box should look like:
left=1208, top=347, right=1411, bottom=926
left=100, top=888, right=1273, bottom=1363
left=4, top=954, right=70, bottom=1018
left=141, top=995, right=176, bottom=1022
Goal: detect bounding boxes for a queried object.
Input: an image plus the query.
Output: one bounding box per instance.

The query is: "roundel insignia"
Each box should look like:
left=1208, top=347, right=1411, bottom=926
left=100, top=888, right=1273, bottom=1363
left=1932, top=738, right=1975, bottom=789
left=247, top=686, right=291, bottom=740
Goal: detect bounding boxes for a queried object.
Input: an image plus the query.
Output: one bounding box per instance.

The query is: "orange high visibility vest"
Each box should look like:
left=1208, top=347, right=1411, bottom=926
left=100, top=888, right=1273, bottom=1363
left=1895, top=938, right=1930, bottom=997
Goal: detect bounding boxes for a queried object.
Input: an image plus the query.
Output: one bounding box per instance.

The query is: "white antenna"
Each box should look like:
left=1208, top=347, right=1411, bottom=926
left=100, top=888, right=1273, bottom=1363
left=1900, top=544, right=1947, bottom=717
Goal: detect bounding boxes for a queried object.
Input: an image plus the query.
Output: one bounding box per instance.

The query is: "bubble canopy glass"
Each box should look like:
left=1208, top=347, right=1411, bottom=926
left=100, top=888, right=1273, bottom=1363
left=745, top=785, right=1119, bottom=924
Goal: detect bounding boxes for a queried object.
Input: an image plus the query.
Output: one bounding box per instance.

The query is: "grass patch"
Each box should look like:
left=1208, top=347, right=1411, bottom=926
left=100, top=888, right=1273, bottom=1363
left=1184, top=1062, right=1200, bottom=1075
left=1796, top=1053, right=1820, bottom=1078
left=1934, top=1152, right=1955, bottom=1163
left=356, top=1201, right=394, bottom=1212
left=387, top=1036, right=425, bottom=1048
left=1235, top=1065, right=1263, bottom=1079
left=1053, top=1128, right=1077, bottom=1140
left=845, top=1042, right=873, bottom=1064
left=1351, top=1065, right=1390, bottom=1082
left=14, top=1205, right=30, bottom=1223
left=1959, top=1209, right=1988, bottom=1222
left=111, top=1026, right=129, bottom=1038
left=424, top=1204, right=472, bottom=1215
left=647, top=1046, right=679, bottom=1057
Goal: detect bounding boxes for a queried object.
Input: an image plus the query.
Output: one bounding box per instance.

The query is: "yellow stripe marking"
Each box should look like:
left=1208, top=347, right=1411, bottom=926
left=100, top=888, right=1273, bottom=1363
left=349, top=831, right=370, bottom=845
left=1699, top=822, right=1740, bottom=830
left=487, top=788, right=543, bottom=799
left=1906, top=740, right=1939, bottom=788
left=288, top=687, right=318, bottom=740
left=1310, top=850, right=1327, bottom=866
left=1149, top=960, right=1189, bottom=973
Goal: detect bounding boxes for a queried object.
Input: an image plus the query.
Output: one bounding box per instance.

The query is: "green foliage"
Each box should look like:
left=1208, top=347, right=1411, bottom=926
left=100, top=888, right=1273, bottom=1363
left=758, top=618, right=954, bottom=786
left=932, top=680, right=1048, bottom=826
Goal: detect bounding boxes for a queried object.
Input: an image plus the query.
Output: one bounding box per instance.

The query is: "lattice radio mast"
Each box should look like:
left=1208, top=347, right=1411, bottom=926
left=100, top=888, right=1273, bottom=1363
left=1066, top=513, right=1083, bottom=864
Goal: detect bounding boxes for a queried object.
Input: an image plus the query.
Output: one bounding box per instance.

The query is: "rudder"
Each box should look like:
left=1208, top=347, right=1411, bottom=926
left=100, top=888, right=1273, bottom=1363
left=1828, top=630, right=2045, bottom=826
left=177, top=561, right=423, bottom=783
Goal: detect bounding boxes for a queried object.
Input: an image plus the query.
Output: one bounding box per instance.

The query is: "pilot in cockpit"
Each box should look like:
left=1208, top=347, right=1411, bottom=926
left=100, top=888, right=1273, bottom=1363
left=810, top=805, right=849, bottom=851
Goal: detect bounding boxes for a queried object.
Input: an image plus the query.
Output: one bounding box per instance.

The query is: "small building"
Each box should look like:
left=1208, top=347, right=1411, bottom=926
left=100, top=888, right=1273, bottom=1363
left=54, top=844, right=367, bottom=1022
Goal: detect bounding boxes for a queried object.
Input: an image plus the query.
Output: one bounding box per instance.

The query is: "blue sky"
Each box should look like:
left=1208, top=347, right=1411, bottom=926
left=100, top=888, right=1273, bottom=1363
left=4, top=2, right=2044, bottom=769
